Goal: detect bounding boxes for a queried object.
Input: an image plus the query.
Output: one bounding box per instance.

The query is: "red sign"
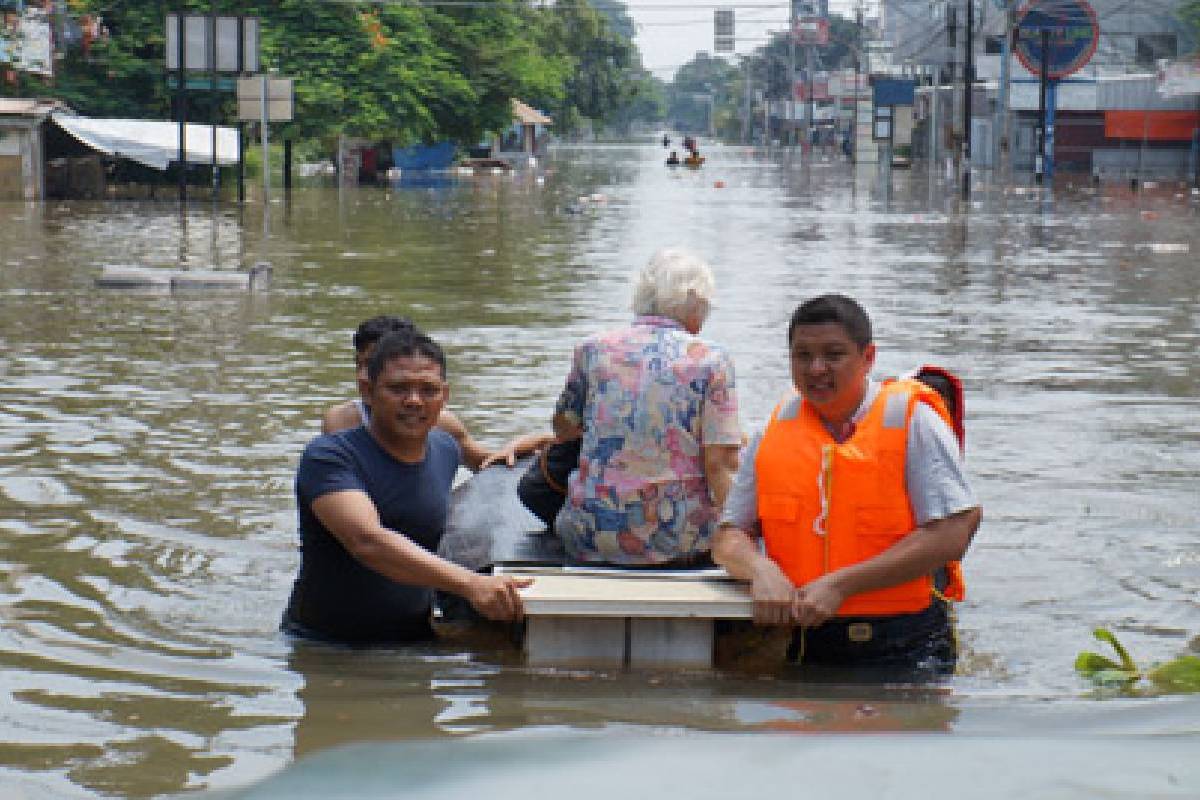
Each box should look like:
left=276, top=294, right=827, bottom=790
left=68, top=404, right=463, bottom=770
left=792, top=17, right=829, bottom=45
left=794, top=80, right=830, bottom=101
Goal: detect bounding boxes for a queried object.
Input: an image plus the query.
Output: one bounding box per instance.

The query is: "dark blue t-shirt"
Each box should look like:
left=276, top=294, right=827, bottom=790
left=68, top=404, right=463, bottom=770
left=282, top=425, right=461, bottom=644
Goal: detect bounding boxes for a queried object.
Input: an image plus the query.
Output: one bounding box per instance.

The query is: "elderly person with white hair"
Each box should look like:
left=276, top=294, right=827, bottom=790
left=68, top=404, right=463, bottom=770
left=551, top=248, right=742, bottom=566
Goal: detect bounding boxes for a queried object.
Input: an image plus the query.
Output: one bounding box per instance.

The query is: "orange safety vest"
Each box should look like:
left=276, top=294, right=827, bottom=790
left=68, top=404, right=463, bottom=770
left=755, top=379, right=966, bottom=617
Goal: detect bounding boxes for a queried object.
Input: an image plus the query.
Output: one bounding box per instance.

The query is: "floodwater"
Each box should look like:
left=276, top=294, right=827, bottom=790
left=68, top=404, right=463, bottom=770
left=1, top=144, right=1198, bottom=798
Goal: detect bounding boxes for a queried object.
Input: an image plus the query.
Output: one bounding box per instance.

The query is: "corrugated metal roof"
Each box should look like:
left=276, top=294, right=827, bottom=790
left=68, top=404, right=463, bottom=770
left=511, top=98, right=552, bottom=126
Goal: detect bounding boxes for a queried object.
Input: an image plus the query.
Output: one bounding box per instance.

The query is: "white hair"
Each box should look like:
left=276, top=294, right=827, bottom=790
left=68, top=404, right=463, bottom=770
left=630, top=247, right=715, bottom=324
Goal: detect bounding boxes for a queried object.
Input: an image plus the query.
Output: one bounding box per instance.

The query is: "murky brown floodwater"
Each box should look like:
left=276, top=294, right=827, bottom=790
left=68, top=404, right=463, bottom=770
left=1, top=144, right=1198, bottom=798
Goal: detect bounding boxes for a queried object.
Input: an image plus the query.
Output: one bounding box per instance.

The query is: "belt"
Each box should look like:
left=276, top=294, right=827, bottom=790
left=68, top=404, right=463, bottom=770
left=786, top=600, right=955, bottom=668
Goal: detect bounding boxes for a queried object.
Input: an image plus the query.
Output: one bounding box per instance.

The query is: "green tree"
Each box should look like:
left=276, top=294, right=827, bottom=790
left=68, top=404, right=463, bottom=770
left=1181, top=1, right=1200, bottom=53
left=4, top=0, right=657, bottom=148
left=666, top=53, right=738, bottom=134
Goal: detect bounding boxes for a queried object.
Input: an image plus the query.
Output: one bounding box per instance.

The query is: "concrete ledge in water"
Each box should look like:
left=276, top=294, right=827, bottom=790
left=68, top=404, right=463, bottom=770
left=96, top=262, right=272, bottom=294
left=502, top=567, right=752, bottom=668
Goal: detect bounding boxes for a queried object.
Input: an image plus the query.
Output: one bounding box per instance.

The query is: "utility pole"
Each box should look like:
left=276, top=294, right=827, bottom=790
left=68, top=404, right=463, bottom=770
left=789, top=0, right=798, bottom=148
left=176, top=4, right=187, bottom=205
left=961, top=0, right=973, bottom=200
left=852, top=2, right=863, bottom=163
left=210, top=3, right=219, bottom=199
left=743, top=59, right=752, bottom=144
left=930, top=66, right=939, bottom=178
left=806, top=46, right=815, bottom=151
left=995, top=0, right=1015, bottom=180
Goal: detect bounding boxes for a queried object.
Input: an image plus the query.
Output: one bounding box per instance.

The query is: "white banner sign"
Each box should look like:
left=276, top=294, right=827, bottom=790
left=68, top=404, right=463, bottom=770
left=1157, top=59, right=1200, bottom=97
left=0, top=10, right=53, bottom=77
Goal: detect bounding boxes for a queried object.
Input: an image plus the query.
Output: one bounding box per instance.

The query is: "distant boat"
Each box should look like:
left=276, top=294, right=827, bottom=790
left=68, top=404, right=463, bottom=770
left=391, top=142, right=457, bottom=171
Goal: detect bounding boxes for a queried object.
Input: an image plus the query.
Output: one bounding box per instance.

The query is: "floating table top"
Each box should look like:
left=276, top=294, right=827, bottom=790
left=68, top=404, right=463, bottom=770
left=502, top=566, right=754, bottom=620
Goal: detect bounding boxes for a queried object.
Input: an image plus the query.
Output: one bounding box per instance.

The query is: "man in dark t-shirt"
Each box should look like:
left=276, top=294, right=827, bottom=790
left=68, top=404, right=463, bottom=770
left=282, top=331, right=531, bottom=645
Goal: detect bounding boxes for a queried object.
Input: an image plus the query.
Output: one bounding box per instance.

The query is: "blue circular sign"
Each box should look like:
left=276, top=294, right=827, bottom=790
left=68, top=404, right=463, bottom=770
left=1014, top=0, right=1100, bottom=80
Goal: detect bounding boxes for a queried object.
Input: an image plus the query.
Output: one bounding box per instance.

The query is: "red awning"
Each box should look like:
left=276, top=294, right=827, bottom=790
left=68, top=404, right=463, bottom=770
left=1104, top=111, right=1200, bottom=142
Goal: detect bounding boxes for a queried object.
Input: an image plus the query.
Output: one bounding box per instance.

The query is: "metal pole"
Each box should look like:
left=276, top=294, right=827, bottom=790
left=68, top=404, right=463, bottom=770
left=930, top=68, right=939, bottom=178
left=1045, top=78, right=1056, bottom=183
left=260, top=73, right=269, bottom=203
left=1036, top=28, right=1048, bottom=184
left=789, top=1, right=797, bottom=148
left=743, top=59, right=751, bottom=144
left=210, top=5, right=219, bottom=199
left=807, top=46, right=815, bottom=153
left=236, top=15, right=245, bottom=204
left=852, top=4, right=862, bottom=163
left=996, top=1, right=1014, bottom=179
left=177, top=7, right=187, bottom=205
left=961, top=0, right=973, bottom=200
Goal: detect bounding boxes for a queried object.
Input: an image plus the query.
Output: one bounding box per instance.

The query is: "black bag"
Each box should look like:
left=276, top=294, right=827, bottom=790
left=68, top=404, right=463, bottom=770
left=516, top=439, right=581, bottom=529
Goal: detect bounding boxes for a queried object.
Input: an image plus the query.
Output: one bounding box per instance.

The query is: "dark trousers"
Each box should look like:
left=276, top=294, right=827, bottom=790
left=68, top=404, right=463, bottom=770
left=787, top=600, right=956, bottom=676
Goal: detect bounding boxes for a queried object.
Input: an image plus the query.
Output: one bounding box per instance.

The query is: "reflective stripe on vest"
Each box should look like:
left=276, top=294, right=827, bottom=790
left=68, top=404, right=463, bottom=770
left=755, top=379, right=965, bottom=616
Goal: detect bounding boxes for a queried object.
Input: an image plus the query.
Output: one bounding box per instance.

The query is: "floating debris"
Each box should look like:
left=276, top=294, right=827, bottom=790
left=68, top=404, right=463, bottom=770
left=1133, top=243, right=1190, bottom=254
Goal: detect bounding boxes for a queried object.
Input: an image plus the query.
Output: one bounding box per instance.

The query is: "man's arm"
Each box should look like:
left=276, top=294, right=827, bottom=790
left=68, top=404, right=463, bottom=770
left=438, top=409, right=556, bottom=470
left=701, top=444, right=740, bottom=508
left=311, top=489, right=531, bottom=621
left=790, top=506, right=981, bottom=627
left=712, top=524, right=797, bottom=626
left=552, top=412, right=583, bottom=443
left=322, top=400, right=362, bottom=435
left=481, top=431, right=558, bottom=469
left=435, top=408, right=491, bottom=472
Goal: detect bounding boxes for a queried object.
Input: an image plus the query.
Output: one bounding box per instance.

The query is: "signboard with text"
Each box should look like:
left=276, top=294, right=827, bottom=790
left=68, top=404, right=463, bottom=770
left=714, top=9, right=734, bottom=53
left=792, top=17, right=829, bottom=45
left=1014, top=0, right=1099, bottom=80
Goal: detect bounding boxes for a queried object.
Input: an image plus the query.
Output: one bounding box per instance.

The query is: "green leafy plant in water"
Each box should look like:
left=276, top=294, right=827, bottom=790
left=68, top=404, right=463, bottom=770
left=1075, top=628, right=1200, bottom=695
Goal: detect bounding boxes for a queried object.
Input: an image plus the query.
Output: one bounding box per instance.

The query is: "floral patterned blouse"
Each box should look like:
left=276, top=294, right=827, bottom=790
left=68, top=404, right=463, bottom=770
left=553, top=315, right=741, bottom=564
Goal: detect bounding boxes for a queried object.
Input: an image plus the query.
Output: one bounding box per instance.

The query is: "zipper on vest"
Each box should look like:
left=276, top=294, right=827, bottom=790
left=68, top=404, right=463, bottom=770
left=814, top=444, right=833, bottom=574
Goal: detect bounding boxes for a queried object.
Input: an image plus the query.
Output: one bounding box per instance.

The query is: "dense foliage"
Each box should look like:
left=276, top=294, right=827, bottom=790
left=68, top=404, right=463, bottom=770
left=2, top=0, right=662, bottom=146
left=1182, top=1, right=1200, bottom=53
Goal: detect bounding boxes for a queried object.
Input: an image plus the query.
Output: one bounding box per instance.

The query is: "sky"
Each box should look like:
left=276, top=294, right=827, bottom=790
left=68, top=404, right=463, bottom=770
left=630, top=0, right=870, bottom=80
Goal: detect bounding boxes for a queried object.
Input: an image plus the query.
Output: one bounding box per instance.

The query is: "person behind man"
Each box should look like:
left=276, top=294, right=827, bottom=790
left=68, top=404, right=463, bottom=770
left=713, top=294, right=981, bottom=673
left=323, top=314, right=548, bottom=468
left=551, top=248, right=742, bottom=566
left=283, top=330, right=531, bottom=644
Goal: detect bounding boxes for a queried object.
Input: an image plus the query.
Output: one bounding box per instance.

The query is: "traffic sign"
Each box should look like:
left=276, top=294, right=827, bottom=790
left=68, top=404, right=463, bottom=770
left=1014, top=0, right=1099, bottom=80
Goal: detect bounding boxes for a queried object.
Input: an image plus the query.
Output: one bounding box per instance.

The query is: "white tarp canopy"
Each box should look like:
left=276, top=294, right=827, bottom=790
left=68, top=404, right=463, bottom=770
left=50, top=112, right=240, bottom=170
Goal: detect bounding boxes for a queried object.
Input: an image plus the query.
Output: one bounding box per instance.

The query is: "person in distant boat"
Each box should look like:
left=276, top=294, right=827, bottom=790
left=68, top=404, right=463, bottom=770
left=662, top=134, right=671, bottom=147
left=713, top=294, right=981, bottom=674
left=322, top=315, right=549, bottom=468
left=283, top=330, right=534, bottom=644
left=684, top=150, right=704, bottom=167
left=666, top=150, right=681, bottom=166
left=551, top=247, right=742, bottom=567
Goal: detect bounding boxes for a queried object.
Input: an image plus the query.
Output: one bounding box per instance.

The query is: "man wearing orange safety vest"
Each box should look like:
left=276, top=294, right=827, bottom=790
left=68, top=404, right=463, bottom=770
left=713, top=294, right=981, bottom=674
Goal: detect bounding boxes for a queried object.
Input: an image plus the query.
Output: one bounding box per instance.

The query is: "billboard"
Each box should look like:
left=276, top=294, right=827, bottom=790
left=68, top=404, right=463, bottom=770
left=792, top=17, right=829, bottom=45
left=0, top=9, right=53, bottom=77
